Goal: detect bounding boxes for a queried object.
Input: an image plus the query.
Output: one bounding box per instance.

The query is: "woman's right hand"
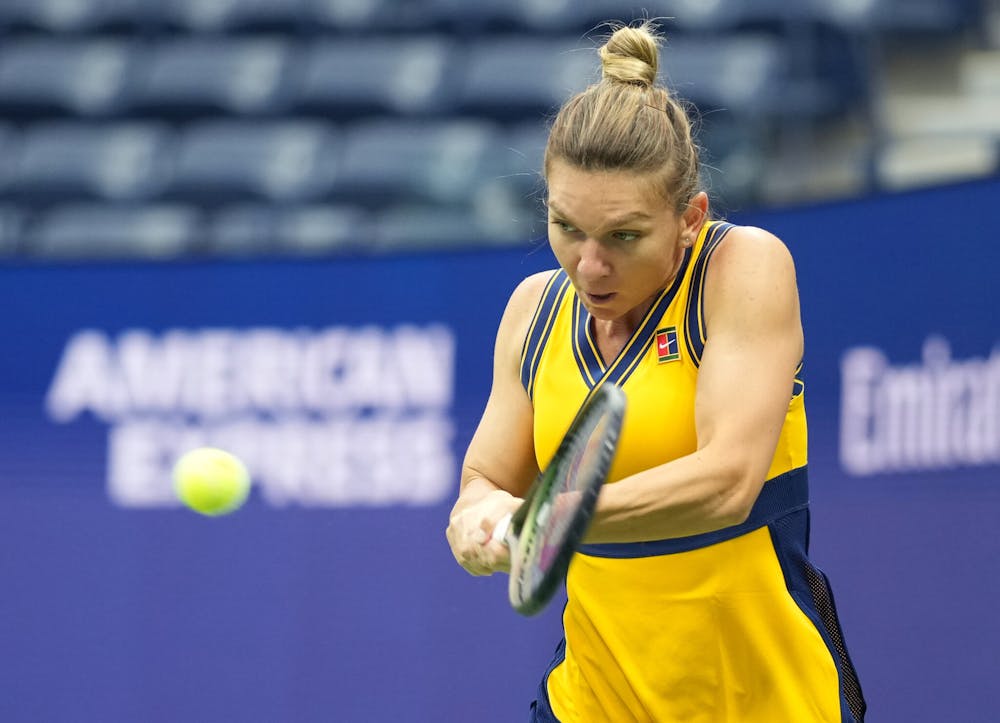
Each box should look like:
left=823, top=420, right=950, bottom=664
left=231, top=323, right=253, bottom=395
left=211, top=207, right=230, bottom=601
left=445, top=489, right=521, bottom=576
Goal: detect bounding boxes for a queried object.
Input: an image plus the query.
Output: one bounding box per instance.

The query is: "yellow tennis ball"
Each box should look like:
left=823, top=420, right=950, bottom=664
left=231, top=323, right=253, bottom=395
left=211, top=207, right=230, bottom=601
left=173, top=447, right=251, bottom=516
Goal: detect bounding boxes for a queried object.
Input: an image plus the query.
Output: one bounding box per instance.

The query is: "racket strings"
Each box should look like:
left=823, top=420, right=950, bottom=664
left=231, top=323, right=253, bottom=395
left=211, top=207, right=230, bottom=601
left=508, top=384, right=626, bottom=615
left=522, top=412, right=614, bottom=579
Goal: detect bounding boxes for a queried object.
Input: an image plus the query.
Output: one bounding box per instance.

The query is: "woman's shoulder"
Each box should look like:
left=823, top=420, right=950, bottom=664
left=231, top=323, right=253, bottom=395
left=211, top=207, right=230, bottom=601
left=506, top=269, right=562, bottom=316
left=706, top=222, right=796, bottom=276
left=494, top=270, right=563, bottom=353
left=701, top=223, right=800, bottom=328
left=712, top=222, right=791, bottom=254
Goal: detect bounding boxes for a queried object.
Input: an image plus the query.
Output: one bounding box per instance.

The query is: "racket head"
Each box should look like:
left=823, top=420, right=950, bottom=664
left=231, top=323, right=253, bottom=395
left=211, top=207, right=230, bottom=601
left=507, top=383, right=626, bottom=616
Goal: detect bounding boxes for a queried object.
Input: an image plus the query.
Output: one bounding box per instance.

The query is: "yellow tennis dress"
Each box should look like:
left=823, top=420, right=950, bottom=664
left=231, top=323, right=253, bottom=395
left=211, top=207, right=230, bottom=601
left=520, top=221, right=865, bottom=722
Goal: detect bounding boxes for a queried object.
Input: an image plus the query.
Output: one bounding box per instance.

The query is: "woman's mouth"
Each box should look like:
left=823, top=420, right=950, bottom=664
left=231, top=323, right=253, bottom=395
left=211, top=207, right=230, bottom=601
left=584, top=292, right=616, bottom=305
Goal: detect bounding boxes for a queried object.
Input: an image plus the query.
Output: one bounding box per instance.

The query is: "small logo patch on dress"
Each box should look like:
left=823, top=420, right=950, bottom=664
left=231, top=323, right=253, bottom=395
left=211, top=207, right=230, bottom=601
left=656, top=327, right=680, bottom=363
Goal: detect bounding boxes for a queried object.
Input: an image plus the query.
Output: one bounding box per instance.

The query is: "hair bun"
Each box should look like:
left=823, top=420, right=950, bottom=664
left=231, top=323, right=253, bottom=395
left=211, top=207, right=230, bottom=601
left=598, top=23, right=660, bottom=88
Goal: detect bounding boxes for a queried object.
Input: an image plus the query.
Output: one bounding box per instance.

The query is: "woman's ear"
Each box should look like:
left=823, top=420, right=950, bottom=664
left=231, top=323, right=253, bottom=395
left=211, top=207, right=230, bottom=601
left=681, top=191, right=709, bottom=240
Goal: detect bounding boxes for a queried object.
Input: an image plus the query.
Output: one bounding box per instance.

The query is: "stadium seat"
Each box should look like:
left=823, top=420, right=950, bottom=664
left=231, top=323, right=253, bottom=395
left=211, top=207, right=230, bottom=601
left=0, top=125, right=18, bottom=193
left=0, top=0, right=151, bottom=33
left=131, top=38, right=295, bottom=116
left=497, top=122, right=547, bottom=200
left=171, top=121, right=340, bottom=202
left=306, top=0, right=434, bottom=33
left=208, top=203, right=372, bottom=256
left=273, top=204, right=372, bottom=254
left=159, top=0, right=308, bottom=33
left=9, top=122, right=173, bottom=203
left=423, top=0, right=539, bottom=32
left=335, top=119, right=503, bottom=205
left=813, top=0, right=984, bottom=33
left=876, top=135, right=999, bottom=191
left=293, top=36, right=457, bottom=118
left=25, top=204, right=202, bottom=259
left=643, top=0, right=814, bottom=30
left=0, top=206, right=26, bottom=257
left=457, top=34, right=793, bottom=119
left=424, top=0, right=800, bottom=34
left=206, top=204, right=276, bottom=255
left=0, top=40, right=138, bottom=118
left=424, top=0, right=811, bottom=34
left=456, top=38, right=598, bottom=119
left=696, top=117, right=769, bottom=211
left=373, top=203, right=503, bottom=251
left=658, top=35, right=790, bottom=116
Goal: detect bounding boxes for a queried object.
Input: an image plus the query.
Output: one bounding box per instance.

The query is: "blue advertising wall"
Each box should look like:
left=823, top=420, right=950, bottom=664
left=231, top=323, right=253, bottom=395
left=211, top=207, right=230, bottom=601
left=1, top=178, right=999, bottom=722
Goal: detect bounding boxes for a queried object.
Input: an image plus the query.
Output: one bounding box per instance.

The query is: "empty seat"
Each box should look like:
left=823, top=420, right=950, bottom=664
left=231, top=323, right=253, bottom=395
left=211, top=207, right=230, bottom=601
left=423, top=0, right=539, bottom=32
left=813, top=0, right=982, bottom=33
left=0, top=40, right=139, bottom=118
left=335, top=119, right=503, bottom=205
left=306, top=0, right=434, bottom=33
left=640, top=0, right=814, bottom=30
left=428, top=0, right=809, bottom=35
left=696, top=117, right=769, bottom=210
left=206, top=204, right=276, bottom=255
left=372, top=203, right=493, bottom=251
left=424, top=0, right=788, bottom=34
left=0, top=125, right=18, bottom=193
left=758, top=131, right=872, bottom=205
left=131, top=38, right=295, bottom=116
left=659, top=35, right=789, bottom=116
left=207, top=203, right=371, bottom=256
left=876, top=135, right=998, bottom=192
left=26, top=204, right=202, bottom=260
left=274, top=204, right=371, bottom=254
left=160, top=0, right=308, bottom=32
left=0, top=0, right=152, bottom=33
left=456, top=38, right=596, bottom=119
left=501, top=122, right=548, bottom=194
left=458, top=34, right=792, bottom=119
left=171, top=121, right=340, bottom=202
left=9, top=122, right=173, bottom=202
left=293, top=36, right=456, bottom=117
left=0, top=206, right=27, bottom=257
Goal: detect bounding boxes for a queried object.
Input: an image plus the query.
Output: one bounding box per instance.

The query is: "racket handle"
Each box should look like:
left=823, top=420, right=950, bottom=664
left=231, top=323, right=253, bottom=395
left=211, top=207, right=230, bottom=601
left=491, top=512, right=513, bottom=547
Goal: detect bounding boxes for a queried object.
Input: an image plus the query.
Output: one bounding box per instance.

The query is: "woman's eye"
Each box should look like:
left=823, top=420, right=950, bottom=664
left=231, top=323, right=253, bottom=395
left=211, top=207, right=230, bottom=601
left=551, top=221, right=577, bottom=233
left=612, top=231, right=639, bottom=242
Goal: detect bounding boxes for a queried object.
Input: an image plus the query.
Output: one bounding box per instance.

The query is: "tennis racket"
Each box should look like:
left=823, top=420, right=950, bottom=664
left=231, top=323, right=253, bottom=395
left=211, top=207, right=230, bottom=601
left=491, top=383, right=626, bottom=616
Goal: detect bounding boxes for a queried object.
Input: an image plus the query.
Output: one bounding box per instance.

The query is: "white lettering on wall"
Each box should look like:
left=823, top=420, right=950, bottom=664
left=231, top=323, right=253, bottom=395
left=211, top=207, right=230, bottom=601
left=46, top=325, right=457, bottom=508
left=840, top=337, right=1000, bottom=475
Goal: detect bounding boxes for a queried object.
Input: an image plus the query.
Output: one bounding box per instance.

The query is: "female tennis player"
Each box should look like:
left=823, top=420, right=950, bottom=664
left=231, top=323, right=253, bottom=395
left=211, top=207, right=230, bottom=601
left=445, top=21, right=865, bottom=723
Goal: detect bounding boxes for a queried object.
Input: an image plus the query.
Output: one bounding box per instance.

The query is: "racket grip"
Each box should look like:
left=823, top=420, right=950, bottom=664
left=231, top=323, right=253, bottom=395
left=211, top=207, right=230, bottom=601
left=491, top=512, right=513, bottom=547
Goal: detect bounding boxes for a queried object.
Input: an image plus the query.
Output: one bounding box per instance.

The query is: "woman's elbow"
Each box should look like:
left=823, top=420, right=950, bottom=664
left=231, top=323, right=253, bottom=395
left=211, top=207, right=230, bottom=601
left=713, top=463, right=768, bottom=528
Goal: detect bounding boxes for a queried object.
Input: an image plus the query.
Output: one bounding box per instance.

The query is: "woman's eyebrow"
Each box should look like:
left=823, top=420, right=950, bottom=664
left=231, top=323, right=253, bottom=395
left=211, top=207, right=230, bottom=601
left=546, top=202, right=652, bottom=228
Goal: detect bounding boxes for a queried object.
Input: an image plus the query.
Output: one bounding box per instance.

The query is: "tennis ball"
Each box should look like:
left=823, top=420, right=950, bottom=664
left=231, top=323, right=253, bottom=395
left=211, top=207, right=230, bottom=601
left=173, top=447, right=251, bottom=516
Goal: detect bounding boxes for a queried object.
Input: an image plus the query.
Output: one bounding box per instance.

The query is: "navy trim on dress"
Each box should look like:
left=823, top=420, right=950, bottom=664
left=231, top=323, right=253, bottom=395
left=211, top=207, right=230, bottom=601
left=578, top=466, right=809, bottom=558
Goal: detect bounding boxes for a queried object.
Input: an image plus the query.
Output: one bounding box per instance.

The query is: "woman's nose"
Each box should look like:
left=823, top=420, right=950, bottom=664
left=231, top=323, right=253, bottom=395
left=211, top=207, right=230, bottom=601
left=576, top=238, right=611, bottom=281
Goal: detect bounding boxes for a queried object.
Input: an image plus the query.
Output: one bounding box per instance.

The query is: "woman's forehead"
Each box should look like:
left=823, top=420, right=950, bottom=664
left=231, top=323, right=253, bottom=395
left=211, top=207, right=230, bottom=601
left=546, top=163, right=671, bottom=218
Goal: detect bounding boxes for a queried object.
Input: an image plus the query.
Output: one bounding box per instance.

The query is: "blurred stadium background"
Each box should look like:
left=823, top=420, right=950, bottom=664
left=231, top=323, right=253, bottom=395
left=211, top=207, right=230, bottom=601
left=2, top=1, right=1000, bottom=722
left=0, top=0, right=996, bottom=259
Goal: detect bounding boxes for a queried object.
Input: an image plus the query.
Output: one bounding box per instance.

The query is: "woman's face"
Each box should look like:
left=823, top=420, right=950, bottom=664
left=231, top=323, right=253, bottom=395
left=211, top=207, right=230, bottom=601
left=545, top=158, right=705, bottom=325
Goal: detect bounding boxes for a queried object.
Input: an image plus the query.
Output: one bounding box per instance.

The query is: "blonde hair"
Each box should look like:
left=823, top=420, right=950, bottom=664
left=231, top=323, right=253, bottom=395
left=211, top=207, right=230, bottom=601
left=544, top=21, right=701, bottom=212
